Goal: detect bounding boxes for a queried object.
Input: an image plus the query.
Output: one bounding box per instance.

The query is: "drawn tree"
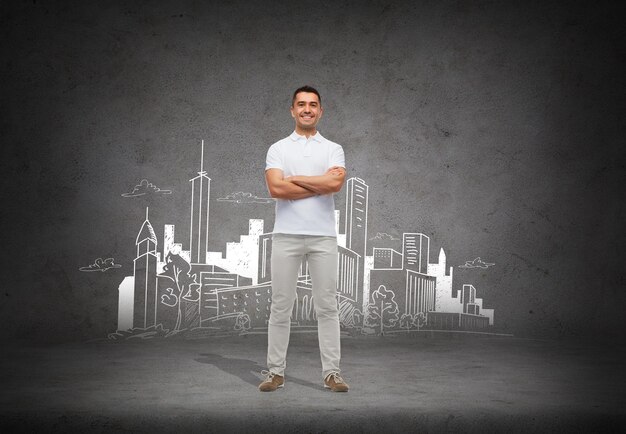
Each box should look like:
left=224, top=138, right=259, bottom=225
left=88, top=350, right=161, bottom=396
left=161, top=288, right=178, bottom=308
left=365, top=285, right=399, bottom=335
left=413, top=312, right=427, bottom=331
left=400, top=313, right=413, bottom=333
left=363, top=303, right=381, bottom=334
left=234, top=313, right=251, bottom=333
left=160, top=252, right=201, bottom=333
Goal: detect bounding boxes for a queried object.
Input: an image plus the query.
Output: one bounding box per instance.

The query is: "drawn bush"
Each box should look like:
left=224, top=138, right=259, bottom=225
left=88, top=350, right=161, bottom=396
left=234, top=313, right=251, bottom=333
left=400, top=313, right=413, bottom=333
left=363, top=303, right=378, bottom=331
left=413, top=312, right=427, bottom=330
left=338, top=299, right=359, bottom=329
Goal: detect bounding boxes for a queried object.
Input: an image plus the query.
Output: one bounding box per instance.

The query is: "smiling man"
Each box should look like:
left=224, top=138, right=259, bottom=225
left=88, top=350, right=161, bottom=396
left=259, top=86, right=349, bottom=392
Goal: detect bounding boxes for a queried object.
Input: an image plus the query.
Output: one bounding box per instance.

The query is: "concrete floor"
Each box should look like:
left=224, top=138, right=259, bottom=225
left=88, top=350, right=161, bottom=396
left=1, top=333, right=624, bottom=433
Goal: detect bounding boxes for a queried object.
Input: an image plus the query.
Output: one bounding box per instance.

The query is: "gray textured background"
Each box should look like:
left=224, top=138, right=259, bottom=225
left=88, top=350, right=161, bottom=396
left=2, top=0, right=624, bottom=342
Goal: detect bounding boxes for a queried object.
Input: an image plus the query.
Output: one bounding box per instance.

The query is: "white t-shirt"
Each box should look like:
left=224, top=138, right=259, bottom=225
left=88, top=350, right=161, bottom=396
left=265, top=131, right=345, bottom=236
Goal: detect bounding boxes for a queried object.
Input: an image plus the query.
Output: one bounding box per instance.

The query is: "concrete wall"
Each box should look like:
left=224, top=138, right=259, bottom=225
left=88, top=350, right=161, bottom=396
left=2, top=0, right=624, bottom=342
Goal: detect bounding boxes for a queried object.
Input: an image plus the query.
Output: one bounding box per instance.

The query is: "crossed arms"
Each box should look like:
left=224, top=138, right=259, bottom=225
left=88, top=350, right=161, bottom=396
left=265, top=166, right=346, bottom=200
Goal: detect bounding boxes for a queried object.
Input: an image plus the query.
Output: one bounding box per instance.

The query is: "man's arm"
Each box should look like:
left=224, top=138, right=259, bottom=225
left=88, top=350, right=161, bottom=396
left=265, top=168, right=318, bottom=200
left=287, top=166, right=346, bottom=195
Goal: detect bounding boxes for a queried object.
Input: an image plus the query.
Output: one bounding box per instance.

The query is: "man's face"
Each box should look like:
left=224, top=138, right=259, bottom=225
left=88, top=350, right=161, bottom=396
left=290, top=92, right=323, bottom=130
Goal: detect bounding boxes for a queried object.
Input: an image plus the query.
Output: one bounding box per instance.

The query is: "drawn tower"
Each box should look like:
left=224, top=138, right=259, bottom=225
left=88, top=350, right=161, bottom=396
left=428, top=247, right=459, bottom=313
left=133, top=207, right=159, bottom=329
left=345, top=177, right=368, bottom=255
left=190, top=140, right=211, bottom=264
left=344, top=177, right=368, bottom=308
left=402, top=233, right=429, bottom=274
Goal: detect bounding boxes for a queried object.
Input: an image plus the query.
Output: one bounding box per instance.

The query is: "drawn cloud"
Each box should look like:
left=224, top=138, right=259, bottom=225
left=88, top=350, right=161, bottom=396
left=122, top=179, right=172, bottom=197
left=459, top=257, right=495, bottom=269
left=217, top=192, right=274, bottom=204
left=369, top=232, right=399, bottom=241
left=79, top=258, right=122, bottom=272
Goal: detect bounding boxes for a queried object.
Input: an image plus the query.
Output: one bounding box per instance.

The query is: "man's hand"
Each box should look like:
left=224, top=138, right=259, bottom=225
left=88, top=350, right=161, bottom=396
left=288, top=166, right=346, bottom=195
left=265, top=168, right=318, bottom=200
left=284, top=167, right=343, bottom=183
left=326, top=166, right=345, bottom=176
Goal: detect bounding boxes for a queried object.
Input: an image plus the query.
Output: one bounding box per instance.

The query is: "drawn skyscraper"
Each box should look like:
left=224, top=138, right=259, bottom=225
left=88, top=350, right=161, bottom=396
left=189, top=140, right=211, bottom=264
left=344, top=177, right=368, bottom=257
left=257, top=233, right=272, bottom=284
left=402, top=233, right=430, bottom=274
left=343, top=177, right=368, bottom=306
left=428, top=247, right=460, bottom=313
left=462, top=284, right=481, bottom=315
left=133, top=207, right=158, bottom=329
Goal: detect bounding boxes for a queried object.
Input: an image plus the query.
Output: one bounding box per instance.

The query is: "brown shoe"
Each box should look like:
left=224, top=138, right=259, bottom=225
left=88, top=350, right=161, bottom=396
left=324, top=372, right=349, bottom=392
left=258, top=370, right=284, bottom=392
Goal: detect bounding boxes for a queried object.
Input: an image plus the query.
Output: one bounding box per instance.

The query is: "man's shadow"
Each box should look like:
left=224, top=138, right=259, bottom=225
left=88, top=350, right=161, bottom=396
left=195, top=353, right=320, bottom=390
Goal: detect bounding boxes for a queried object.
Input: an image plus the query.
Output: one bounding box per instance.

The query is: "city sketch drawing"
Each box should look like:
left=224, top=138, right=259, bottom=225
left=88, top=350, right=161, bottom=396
left=106, top=140, right=497, bottom=340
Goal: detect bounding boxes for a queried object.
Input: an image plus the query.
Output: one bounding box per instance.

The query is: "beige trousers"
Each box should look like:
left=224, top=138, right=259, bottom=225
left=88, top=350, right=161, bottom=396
left=267, top=234, right=341, bottom=379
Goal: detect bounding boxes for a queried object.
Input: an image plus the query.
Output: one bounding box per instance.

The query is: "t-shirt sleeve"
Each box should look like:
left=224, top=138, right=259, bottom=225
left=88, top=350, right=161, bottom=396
left=329, top=144, right=346, bottom=169
left=265, top=144, right=283, bottom=171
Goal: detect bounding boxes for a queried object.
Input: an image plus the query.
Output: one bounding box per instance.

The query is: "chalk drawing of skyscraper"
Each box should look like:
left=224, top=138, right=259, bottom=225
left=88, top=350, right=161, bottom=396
left=190, top=140, right=211, bottom=264
left=344, top=177, right=368, bottom=257
left=344, top=177, right=368, bottom=305
left=402, top=233, right=429, bottom=274
left=133, top=207, right=159, bottom=329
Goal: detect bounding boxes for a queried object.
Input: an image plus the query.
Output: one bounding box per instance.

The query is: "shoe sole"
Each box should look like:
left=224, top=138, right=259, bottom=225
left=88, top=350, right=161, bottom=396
left=323, top=384, right=349, bottom=392
left=259, top=383, right=285, bottom=392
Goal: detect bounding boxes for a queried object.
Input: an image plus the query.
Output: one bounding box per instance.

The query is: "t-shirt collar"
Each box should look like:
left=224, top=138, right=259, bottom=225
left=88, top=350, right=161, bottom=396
left=290, top=130, right=323, bottom=142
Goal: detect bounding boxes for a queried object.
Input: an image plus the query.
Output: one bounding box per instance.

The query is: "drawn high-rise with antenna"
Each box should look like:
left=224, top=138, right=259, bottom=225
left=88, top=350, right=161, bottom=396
left=190, top=140, right=211, bottom=264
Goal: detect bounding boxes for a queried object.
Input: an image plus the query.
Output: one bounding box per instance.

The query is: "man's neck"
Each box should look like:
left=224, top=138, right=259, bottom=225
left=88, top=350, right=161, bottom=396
left=295, top=127, right=317, bottom=138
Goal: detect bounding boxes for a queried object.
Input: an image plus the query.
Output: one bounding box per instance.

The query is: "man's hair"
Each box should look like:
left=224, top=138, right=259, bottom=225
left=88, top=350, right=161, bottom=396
left=291, top=85, right=322, bottom=107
